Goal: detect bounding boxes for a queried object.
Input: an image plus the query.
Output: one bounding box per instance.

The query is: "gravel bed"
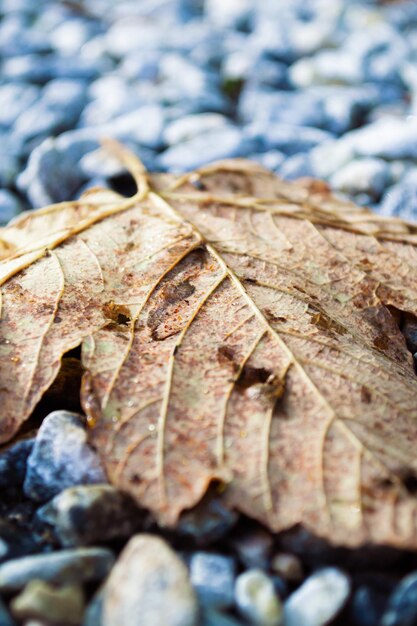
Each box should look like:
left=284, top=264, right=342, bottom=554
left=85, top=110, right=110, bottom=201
left=2, top=0, right=417, bottom=625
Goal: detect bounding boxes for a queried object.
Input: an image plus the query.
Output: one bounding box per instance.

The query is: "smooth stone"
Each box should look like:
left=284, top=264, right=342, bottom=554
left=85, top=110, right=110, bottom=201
left=290, top=50, right=364, bottom=88
left=379, top=180, right=417, bottom=220
left=232, top=528, right=273, bottom=571
left=189, top=552, right=236, bottom=609
left=310, top=140, right=355, bottom=178
left=284, top=568, right=350, bottom=626
left=0, top=136, right=20, bottom=188
left=247, top=123, right=333, bottom=156
left=0, top=190, right=24, bottom=226
left=0, top=597, right=15, bottom=626
left=159, top=127, right=252, bottom=171
left=0, top=548, right=114, bottom=593
left=81, top=76, right=138, bottom=126
left=24, top=411, right=107, bottom=502
left=270, top=554, right=303, bottom=583
left=10, top=580, right=85, bottom=625
left=330, top=158, right=390, bottom=198
left=17, top=137, right=89, bottom=207
left=278, top=154, right=316, bottom=180
left=119, top=50, right=160, bottom=81
left=250, top=151, right=285, bottom=172
left=14, top=79, right=87, bottom=146
left=0, top=83, right=40, bottom=128
left=238, top=88, right=325, bottom=128
left=49, top=19, right=97, bottom=55
left=204, top=0, right=253, bottom=29
left=347, top=117, right=417, bottom=160
left=235, top=569, right=282, bottom=626
left=109, top=105, right=166, bottom=150
left=79, top=148, right=127, bottom=179
left=2, top=55, right=101, bottom=84
left=103, top=534, right=199, bottom=626
left=38, top=485, right=142, bottom=547
left=164, top=113, right=229, bottom=146
left=382, top=572, right=417, bottom=626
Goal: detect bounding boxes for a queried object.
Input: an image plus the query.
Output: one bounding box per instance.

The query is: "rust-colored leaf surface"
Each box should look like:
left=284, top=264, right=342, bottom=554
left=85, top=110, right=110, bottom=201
left=2, top=144, right=417, bottom=548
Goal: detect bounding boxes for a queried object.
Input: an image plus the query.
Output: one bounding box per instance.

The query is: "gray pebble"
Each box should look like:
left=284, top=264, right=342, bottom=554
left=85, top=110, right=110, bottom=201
left=0, top=83, right=40, bottom=128
left=380, top=178, right=417, bottom=220
left=164, top=113, right=229, bottom=146
left=330, top=158, right=391, bottom=199
left=382, top=571, right=417, bottom=626
left=250, top=151, right=285, bottom=172
left=37, top=485, right=142, bottom=547
left=284, top=568, right=350, bottom=626
left=347, top=117, right=417, bottom=160
left=17, top=137, right=87, bottom=207
left=235, top=569, right=282, bottom=626
left=159, top=126, right=252, bottom=171
left=0, top=136, right=20, bottom=188
left=14, top=79, right=87, bottom=147
left=0, top=548, right=114, bottom=593
left=109, top=105, right=166, bottom=150
left=248, top=123, right=333, bottom=156
left=103, top=534, right=199, bottom=626
left=0, top=190, right=24, bottom=225
left=190, top=552, right=236, bottom=609
left=24, top=411, right=107, bottom=502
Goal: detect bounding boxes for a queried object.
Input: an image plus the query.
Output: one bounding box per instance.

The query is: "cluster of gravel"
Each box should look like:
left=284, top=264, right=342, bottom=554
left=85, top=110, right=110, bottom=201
left=1, top=0, right=417, bottom=223
left=2, top=0, right=417, bottom=625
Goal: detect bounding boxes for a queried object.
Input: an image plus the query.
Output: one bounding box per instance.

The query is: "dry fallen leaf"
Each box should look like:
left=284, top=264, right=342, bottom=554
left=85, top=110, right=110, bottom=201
left=1, top=142, right=417, bottom=549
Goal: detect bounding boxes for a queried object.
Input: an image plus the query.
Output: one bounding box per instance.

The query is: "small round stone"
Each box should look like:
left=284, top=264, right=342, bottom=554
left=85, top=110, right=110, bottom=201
left=284, top=568, right=350, bottom=626
left=235, top=569, right=282, bottom=626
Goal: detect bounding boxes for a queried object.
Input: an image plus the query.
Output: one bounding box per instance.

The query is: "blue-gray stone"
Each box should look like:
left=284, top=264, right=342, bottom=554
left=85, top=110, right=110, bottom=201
left=382, top=572, right=417, bottom=626
left=379, top=179, right=417, bottom=221
left=159, top=126, right=252, bottom=171
left=190, top=552, right=236, bottom=608
left=3, top=54, right=102, bottom=84
left=346, top=118, right=417, bottom=160
left=17, top=138, right=85, bottom=207
left=0, top=548, right=115, bottom=593
left=278, top=154, right=316, bottom=180
left=109, top=105, right=166, bottom=149
left=0, top=520, right=38, bottom=565
left=250, top=151, right=285, bottom=172
left=0, top=83, right=40, bottom=128
left=330, top=158, right=390, bottom=199
left=164, top=113, right=229, bottom=146
left=0, top=190, right=24, bottom=225
left=247, top=123, right=333, bottom=155
left=14, top=79, right=87, bottom=146
left=0, top=439, right=34, bottom=489
left=235, top=569, right=282, bottom=626
left=24, top=411, right=107, bottom=502
left=238, top=88, right=326, bottom=128
left=284, top=568, right=350, bottom=626
left=0, top=137, right=20, bottom=188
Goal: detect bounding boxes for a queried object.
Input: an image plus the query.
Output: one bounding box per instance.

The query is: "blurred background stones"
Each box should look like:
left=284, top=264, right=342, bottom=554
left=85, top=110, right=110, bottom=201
left=1, top=0, right=417, bottom=224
